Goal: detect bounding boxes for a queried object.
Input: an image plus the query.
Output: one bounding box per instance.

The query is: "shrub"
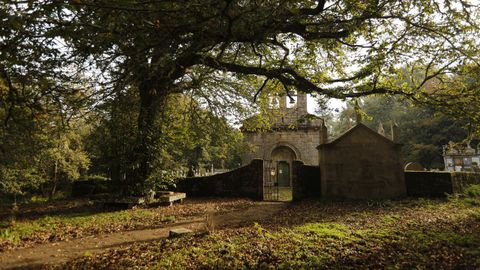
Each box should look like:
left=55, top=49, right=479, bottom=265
left=450, top=184, right=480, bottom=206
left=464, top=184, right=480, bottom=198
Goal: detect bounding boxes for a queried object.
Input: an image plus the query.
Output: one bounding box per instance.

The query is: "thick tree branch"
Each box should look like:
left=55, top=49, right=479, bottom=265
left=196, top=56, right=419, bottom=100
left=300, top=0, right=327, bottom=15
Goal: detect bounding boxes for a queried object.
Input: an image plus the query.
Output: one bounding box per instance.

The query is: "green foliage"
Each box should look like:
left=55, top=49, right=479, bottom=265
left=464, top=184, right=480, bottom=198
left=144, top=171, right=177, bottom=194
left=0, top=76, right=90, bottom=198
left=334, top=96, right=468, bottom=169
left=86, top=90, right=244, bottom=194
left=2, top=0, right=478, bottom=188
left=453, top=184, right=480, bottom=206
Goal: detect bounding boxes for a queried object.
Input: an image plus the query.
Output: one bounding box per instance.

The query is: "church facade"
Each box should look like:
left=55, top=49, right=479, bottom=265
left=241, top=92, right=322, bottom=191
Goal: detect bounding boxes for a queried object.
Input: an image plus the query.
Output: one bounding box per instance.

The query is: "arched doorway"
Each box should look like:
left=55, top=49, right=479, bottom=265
left=264, top=146, right=296, bottom=201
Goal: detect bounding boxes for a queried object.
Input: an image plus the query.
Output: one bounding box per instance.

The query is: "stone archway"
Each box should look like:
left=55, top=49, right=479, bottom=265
left=263, top=146, right=296, bottom=201
left=271, top=146, right=296, bottom=187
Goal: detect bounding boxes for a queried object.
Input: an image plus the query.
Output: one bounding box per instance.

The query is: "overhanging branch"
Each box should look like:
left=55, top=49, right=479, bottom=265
left=196, top=55, right=419, bottom=100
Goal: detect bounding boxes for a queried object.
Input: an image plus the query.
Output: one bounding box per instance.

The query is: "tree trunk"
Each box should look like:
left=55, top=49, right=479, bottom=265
left=128, top=78, right=168, bottom=194
left=10, top=195, right=18, bottom=226
left=50, top=159, right=58, bottom=199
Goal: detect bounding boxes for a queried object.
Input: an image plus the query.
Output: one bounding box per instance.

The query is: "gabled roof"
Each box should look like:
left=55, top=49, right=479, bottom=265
left=317, top=123, right=399, bottom=148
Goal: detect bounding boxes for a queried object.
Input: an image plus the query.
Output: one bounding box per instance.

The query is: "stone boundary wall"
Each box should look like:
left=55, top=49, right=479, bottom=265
left=405, top=171, right=480, bottom=197
left=451, top=172, right=480, bottom=193
left=71, top=180, right=120, bottom=197
left=292, top=161, right=321, bottom=200
left=175, top=159, right=263, bottom=199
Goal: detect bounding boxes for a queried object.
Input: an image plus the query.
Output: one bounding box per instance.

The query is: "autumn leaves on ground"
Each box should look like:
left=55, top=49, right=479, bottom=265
left=1, top=188, right=480, bottom=269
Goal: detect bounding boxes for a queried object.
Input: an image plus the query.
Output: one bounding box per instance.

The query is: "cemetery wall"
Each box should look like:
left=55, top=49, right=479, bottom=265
left=292, top=161, right=321, bottom=200
left=405, top=171, right=480, bottom=197
left=71, top=179, right=120, bottom=197
left=175, top=159, right=263, bottom=199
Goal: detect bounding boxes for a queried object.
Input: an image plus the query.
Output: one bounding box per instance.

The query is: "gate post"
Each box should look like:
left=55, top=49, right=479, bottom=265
left=250, top=159, right=264, bottom=200
left=292, top=160, right=305, bottom=201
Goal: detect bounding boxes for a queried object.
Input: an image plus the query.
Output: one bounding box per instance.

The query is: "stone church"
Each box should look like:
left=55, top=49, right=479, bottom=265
left=241, top=92, right=323, bottom=191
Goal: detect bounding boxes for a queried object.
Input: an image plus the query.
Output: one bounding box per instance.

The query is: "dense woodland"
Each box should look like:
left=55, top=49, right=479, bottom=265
left=329, top=96, right=469, bottom=169
left=1, top=0, right=480, bottom=202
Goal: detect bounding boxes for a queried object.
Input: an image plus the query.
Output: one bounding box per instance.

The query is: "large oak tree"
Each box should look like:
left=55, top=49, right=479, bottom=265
left=1, top=0, right=479, bottom=190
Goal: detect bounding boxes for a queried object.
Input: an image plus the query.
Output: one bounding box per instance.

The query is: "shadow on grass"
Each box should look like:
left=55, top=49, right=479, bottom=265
left=0, top=198, right=129, bottom=225
left=56, top=199, right=480, bottom=270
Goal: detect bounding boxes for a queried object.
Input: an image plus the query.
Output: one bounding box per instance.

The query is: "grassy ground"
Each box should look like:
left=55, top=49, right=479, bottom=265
left=2, top=186, right=480, bottom=269
left=58, top=189, right=480, bottom=269
left=0, top=198, right=255, bottom=251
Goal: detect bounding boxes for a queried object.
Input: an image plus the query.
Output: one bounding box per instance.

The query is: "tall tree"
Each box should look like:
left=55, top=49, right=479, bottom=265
left=0, top=75, right=89, bottom=200
left=86, top=89, right=243, bottom=193
left=2, top=0, right=479, bottom=187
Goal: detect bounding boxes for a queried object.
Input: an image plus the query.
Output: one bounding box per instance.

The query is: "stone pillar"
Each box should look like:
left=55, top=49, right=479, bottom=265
left=292, top=160, right=304, bottom=201
left=319, top=122, right=328, bottom=144
left=390, top=121, right=399, bottom=142
left=251, top=159, right=264, bottom=200
left=378, top=122, right=385, bottom=136
left=296, top=92, right=308, bottom=114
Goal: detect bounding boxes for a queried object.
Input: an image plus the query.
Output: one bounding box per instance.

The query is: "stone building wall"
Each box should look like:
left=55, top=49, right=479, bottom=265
left=241, top=92, right=323, bottom=166
left=318, top=124, right=406, bottom=200
left=242, top=128, right=321, bottom=166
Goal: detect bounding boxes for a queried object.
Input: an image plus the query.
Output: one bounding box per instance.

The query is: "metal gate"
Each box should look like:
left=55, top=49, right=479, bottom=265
left=263, top=160, right=279, bottom=201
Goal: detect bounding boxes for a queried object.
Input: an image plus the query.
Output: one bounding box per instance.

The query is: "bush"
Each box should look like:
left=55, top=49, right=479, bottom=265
left=464, top=184, right=480, bottom=198
left=71, top=176, right=117, bottom=197
left=450, top=184, right=480, bottom=206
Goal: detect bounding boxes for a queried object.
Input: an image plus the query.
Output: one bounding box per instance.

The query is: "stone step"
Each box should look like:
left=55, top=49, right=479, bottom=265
left=169, top=228, right=193, bottom=238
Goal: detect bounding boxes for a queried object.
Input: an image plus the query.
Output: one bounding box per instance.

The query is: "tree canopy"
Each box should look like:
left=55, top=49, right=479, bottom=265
left=2, top=0, right=479, bottom=190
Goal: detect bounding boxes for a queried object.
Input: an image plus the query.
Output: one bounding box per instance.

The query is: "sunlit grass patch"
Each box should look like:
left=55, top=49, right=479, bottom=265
left=0, top=209, right=163, bottom=242
left=464, top=185, right=480, bottom=198
left=463, top=184, right=480, bottom=206
left=295, top=222, right=353, bottom=239
left=0, top=218, right=56, bottom=242
left=381, top=214, right=401, bottom=224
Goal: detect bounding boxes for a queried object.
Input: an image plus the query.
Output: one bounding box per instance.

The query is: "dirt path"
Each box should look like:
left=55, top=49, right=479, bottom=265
left=0, top=202, right=287, bottom=270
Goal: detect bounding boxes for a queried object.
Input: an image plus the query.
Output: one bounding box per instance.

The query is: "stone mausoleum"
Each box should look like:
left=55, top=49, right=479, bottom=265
left=318, top=123, right=406, bottom=200
left=443, top=141, right=480, bottom=171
